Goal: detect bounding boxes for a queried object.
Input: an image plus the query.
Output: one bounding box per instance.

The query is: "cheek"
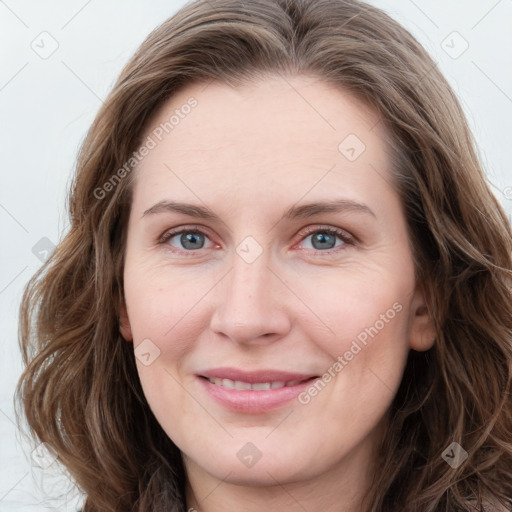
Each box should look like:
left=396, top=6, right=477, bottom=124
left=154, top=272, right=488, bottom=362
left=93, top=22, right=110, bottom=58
left=296, top=264, right=412, bottom=351
left=293, top=276, right=411, bottom=454
left=124, top=248, right=414, bottom=360
left=123, top=258, right=205, bottom=342
left=293, top=264, right=413, bottom=413
left=123, top=270, right=205, bottom=435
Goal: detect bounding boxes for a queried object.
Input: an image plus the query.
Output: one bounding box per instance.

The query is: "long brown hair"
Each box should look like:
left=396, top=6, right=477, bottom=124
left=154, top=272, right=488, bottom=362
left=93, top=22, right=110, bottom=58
left=16, top=0, right=512, bottom=510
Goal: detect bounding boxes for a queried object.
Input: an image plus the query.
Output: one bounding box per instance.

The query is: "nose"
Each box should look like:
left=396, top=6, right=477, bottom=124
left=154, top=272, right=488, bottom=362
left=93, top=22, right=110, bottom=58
left=209, top=247, right=292, bottom=345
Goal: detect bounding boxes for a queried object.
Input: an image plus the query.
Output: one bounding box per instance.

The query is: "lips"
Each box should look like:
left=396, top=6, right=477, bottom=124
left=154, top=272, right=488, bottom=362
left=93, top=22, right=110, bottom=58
left=199, top=367, right=317, bottom=388
left=197, top=367, right=319, bottom=413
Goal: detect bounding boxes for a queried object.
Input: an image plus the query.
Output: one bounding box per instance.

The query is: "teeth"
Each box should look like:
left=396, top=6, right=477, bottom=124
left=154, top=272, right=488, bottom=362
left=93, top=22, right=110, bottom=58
left=206, top=378, right=303, bottom=390
left=222, top=378, right=235, bottom=389
left=234, top=380, right=252, bottom=390
left=252, top=382, right=271, bottom=390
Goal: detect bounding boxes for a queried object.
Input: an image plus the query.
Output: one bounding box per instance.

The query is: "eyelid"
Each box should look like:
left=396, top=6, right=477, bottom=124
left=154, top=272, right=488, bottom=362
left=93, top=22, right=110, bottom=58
left=295, top=224, right=356, bottom=245
left=158, top=224, right=210, bottom=244
left=158, top=224, right=356, bottom=255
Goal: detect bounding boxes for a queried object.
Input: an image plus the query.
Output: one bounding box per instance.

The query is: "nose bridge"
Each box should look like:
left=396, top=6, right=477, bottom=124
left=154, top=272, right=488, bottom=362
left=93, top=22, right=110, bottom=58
left=209, top=238, right=290, bottom=343
left=230, top=246, right=270, bottom=310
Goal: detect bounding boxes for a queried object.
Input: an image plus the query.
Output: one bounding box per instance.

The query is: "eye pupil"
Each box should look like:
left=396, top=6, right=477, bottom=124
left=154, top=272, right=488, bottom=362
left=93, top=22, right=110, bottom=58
left=181, top=232, right=205, bottom=250
left=312, top=232, right=336, bottom=250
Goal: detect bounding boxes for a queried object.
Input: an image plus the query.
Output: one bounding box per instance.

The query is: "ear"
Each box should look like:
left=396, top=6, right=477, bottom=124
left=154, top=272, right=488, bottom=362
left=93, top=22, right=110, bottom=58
left=119, top=301, right=133, bottom=342
left=409, top=284, right=435, bottom=352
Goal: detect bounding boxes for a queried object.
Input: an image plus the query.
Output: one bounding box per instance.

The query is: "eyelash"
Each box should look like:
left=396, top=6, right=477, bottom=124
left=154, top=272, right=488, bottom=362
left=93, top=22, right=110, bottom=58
left=158, top=225, right=355, bottom=257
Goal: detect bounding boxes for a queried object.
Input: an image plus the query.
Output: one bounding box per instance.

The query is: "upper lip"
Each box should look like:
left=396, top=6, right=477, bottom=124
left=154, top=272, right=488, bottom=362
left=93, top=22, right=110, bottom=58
left=198, top=367, right=318, bottom=383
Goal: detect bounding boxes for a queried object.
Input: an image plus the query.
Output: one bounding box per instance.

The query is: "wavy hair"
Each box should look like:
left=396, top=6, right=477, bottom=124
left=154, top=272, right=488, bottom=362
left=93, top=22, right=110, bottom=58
left=16, top=0, right=512, bottom=510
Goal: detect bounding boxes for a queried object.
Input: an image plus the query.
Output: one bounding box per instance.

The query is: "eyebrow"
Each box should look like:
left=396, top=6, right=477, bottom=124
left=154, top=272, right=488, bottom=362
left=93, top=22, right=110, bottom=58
left=142, top=198, right=375, bottom=221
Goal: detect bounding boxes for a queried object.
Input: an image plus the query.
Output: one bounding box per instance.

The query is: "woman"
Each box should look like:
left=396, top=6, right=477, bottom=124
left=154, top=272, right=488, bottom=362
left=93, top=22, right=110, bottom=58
left=16, top=0, right=512, bottom=511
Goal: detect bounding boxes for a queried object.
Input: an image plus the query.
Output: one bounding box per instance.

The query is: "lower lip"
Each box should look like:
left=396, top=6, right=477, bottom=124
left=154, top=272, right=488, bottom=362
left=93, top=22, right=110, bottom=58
left=197, top=376, right=318, bottom=414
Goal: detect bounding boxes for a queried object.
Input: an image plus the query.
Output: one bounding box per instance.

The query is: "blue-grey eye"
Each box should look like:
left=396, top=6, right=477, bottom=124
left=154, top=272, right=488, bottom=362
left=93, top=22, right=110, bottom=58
left=171, top=231, right=207, bottom=250
left=310, top=231, right=337, bottom=250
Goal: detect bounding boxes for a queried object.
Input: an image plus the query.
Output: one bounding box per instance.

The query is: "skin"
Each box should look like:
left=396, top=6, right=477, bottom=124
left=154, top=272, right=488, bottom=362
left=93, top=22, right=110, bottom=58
left=119, top=74, right=435, bottom=512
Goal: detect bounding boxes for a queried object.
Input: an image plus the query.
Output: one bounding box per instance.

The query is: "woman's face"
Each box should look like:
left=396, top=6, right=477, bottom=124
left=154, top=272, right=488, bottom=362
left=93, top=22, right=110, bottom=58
left=120, top=74, right=434, bottom=491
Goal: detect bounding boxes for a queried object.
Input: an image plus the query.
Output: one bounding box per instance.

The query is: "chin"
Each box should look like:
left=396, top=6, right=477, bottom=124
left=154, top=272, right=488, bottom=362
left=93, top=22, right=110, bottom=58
left=184, top=440, right=318, bottom=486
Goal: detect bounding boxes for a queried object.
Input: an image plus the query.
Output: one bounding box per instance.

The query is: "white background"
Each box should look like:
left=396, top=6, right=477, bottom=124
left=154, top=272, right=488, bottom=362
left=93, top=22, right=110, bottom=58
left=1, top=0, right=511, bottom=510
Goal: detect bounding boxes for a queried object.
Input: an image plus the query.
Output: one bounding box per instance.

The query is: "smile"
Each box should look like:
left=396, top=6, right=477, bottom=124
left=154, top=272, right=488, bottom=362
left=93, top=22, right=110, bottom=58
left=205, top=377, right=306, bottom=390
left=197, top=368, right=319, bottom=413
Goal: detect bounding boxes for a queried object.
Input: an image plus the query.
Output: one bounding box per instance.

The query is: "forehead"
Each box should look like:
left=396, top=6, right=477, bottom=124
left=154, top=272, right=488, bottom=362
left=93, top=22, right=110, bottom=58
left=131, top=74, right=397, bottom=220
